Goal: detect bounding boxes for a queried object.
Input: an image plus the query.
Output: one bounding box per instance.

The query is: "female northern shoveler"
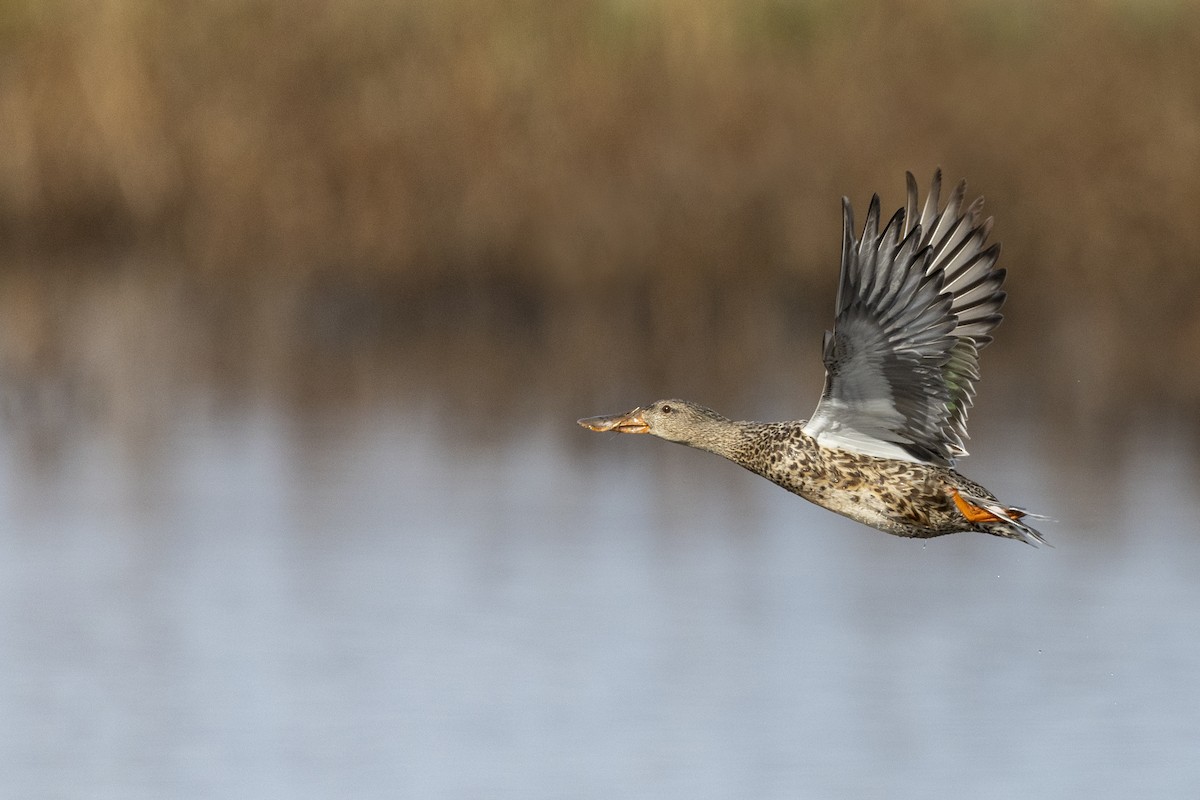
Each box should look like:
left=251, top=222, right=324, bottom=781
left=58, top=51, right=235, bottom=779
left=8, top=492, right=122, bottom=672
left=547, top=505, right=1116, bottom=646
left=579, top=170, right=1046, bottom=546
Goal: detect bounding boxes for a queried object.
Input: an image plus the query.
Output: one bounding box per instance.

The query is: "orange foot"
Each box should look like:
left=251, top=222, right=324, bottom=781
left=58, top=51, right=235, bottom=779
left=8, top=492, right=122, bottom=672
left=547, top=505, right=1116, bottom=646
left=950, top=488, right=1006, bottom=524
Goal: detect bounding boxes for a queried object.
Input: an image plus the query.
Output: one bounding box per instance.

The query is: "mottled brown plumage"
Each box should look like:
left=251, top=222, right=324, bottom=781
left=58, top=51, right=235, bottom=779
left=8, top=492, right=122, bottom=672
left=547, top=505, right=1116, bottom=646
left=579, top=171, right=1046, bottom=546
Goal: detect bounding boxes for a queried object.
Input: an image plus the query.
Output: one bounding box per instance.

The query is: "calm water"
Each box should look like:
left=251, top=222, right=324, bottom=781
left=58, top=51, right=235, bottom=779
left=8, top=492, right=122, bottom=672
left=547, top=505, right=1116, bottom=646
left=1, top=397, right=1198, bottom=799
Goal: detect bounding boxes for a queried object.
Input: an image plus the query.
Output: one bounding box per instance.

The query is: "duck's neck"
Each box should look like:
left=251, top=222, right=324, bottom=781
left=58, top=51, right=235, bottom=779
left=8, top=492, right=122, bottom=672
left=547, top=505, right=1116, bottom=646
left=679, top=417, right=758, bottom=462
left=683, top=419, right=816, bottom=486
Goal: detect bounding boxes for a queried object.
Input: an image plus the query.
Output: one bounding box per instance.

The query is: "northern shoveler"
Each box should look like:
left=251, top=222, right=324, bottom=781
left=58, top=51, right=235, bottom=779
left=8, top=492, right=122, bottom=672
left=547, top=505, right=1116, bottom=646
left=579, top=170, right=1046, bottom=545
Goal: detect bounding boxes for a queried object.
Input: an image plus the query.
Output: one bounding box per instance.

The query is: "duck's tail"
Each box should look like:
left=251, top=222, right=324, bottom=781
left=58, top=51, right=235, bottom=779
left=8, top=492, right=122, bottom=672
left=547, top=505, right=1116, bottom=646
left=952, top=489, right=1050, bottom=547
left=986, top=503, right=1050, bottom=547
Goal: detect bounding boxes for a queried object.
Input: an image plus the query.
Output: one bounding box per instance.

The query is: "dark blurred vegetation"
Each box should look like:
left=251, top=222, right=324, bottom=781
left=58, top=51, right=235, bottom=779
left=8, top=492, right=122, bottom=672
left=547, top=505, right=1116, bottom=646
left=0, top=0, right=1198, bottom=432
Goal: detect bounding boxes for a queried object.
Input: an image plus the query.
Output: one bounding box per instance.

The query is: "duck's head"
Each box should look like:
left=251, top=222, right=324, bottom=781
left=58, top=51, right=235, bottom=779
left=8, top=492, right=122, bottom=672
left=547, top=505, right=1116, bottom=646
left=577, top=399, right=729, bottom=446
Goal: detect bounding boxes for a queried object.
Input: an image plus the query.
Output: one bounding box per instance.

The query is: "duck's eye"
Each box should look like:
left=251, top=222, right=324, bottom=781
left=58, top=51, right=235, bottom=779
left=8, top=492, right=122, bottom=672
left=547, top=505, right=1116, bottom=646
left=661, top=404, right=673, bottom=414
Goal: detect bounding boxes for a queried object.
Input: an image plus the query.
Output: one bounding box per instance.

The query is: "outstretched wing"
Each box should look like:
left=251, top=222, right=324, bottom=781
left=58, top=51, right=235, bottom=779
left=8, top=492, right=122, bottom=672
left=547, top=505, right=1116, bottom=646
left=802, top=170, right=1005, bottom=465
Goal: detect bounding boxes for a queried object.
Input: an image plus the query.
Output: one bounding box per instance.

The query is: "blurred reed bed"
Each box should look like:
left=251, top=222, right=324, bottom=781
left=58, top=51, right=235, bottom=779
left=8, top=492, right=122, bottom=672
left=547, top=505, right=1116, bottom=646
left=0, top=0, right=1199, bottom=432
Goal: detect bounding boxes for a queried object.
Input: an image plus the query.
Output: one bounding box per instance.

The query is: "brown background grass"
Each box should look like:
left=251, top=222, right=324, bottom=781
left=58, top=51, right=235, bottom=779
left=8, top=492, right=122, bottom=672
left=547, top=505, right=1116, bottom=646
left=1, top=0, right=1198, bottom=429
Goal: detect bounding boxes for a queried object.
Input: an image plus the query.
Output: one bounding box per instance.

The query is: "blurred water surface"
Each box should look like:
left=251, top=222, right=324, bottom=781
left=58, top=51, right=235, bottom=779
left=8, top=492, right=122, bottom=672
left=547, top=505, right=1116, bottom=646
left=0, top=385, right=1197, bottom=799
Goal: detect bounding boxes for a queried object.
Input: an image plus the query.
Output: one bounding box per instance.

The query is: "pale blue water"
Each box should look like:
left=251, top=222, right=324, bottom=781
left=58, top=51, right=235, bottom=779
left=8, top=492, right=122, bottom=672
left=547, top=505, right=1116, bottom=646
left=0, top=401, right=1197, bottom=799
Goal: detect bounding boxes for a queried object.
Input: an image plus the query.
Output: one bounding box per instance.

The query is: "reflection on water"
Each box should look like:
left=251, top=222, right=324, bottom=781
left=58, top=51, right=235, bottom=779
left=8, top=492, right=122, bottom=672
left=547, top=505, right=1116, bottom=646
left=1, top=393, right=1198, bottom=799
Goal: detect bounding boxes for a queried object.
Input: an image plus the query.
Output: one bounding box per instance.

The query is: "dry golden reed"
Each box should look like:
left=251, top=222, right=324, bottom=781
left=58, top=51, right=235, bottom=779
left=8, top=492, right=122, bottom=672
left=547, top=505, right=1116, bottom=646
left=1, top=0, right=1199, bottom=417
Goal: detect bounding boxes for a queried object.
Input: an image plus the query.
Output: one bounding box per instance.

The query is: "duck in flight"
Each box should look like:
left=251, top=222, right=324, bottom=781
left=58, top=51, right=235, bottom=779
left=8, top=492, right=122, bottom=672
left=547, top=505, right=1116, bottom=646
left=579, top=170, right=1046, bottom=545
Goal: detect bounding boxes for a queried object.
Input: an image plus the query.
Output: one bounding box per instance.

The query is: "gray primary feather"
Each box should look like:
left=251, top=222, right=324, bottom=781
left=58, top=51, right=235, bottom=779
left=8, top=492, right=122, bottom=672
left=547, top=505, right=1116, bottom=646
left=804, top=170, right=1006, bottom=465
